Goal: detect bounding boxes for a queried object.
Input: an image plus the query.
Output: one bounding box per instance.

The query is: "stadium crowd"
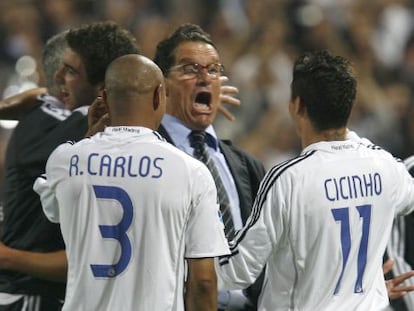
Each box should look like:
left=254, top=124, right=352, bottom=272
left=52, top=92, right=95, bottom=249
left=1, top=0, right=414, bottom=177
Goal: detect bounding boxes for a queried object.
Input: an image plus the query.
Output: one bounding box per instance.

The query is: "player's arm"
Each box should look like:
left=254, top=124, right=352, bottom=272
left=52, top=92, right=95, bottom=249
left=0, top=241, right=67, bottom=282
left=185, top=257, right=217, bottom=311
left=0, top=88, right=47, bottom=120
left=219, top=76, right=240, bottom=122
left=217, top=189, right=275, bottom=290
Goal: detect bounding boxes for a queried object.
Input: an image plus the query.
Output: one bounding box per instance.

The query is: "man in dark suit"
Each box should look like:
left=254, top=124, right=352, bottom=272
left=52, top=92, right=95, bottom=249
left=154, top=23, right=265, bottom=310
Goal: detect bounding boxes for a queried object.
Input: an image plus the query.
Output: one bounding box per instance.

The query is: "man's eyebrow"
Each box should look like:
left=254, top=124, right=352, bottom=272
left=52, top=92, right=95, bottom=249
left=175, top=57, right=196, bottom=64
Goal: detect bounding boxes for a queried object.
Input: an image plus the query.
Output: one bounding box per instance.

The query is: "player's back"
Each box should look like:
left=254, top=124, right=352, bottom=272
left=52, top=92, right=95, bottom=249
left=260, top=140, right=414, bottom=311
left=40, top=126, right=226, bottom=311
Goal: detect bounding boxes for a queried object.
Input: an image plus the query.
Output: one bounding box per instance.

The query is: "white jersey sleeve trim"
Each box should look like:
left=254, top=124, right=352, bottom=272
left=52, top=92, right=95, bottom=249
left=33, top=174, right=60, bottom=223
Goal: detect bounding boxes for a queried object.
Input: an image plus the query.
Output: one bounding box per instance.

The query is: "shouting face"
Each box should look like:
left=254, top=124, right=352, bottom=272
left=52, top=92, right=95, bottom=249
left=165, top=41, right=222, bottom=131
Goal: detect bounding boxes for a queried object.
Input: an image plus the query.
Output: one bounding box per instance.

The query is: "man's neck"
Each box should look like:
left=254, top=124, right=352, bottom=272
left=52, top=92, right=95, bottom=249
left=301, top=127, right=347, bottom=149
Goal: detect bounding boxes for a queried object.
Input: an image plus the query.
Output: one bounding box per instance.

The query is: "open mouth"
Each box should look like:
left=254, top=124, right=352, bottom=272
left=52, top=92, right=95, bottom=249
left=194, top=91, right=211, bottom=106
left=57, top=89, right=69, bottom=103
left=60, top=88, right=68, bottom=97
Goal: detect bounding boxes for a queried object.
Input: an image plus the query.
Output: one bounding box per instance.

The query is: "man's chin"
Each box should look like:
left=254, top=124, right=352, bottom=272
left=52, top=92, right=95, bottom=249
left=191, top=116, right=215, bottom=129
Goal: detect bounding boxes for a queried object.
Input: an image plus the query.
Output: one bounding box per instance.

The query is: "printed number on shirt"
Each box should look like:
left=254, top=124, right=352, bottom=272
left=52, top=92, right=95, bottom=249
left=90, top=185, right=133, bottom=278
left=331, top=205, right=371, bottom=295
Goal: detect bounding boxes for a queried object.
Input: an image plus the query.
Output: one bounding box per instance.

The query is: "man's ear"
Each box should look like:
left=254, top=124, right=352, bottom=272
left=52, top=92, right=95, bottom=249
left=102, top=89, right=110, bottom=115
left=153, top=84, right=162, bottom=111
left=292, top=96, right=306, bottom=116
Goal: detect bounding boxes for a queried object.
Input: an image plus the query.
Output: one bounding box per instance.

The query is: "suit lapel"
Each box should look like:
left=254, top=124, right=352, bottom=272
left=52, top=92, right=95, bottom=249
left=219, top=141, right=253, bottom=224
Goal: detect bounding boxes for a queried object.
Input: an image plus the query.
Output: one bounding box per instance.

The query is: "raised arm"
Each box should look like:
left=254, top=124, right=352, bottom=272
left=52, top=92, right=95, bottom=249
left=185, top=257, right=217, bottom=311
left=0, top=88, right=47, bottom=120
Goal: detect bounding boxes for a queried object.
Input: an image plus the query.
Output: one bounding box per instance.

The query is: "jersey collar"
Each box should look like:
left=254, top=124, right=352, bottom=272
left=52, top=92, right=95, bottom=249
left=302, top=140, right=358, bottom=154
left=161, top=114, right=219, bottom=150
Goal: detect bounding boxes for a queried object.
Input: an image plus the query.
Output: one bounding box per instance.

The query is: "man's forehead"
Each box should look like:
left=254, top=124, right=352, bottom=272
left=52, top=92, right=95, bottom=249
left=174, top=41, right=219, bottom=62
left=61, top=48, right=83, bottom=67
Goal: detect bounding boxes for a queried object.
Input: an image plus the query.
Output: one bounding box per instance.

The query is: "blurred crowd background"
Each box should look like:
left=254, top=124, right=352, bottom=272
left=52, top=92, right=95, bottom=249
left=0, top=0, right=414, bottom=204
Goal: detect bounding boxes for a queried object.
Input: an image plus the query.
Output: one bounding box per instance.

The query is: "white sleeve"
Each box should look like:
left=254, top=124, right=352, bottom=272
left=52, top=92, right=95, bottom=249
left=216, top=175, right=283, bottom=290
left=33, top=174, right=60, bottom=223
left=185, top=164, right=230, bottom=258
left=33, top=143, right=70, bottom=223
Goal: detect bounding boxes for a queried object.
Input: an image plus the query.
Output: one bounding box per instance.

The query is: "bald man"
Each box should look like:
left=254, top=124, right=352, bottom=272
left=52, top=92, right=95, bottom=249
left=33, top=54, right=230, bottom=311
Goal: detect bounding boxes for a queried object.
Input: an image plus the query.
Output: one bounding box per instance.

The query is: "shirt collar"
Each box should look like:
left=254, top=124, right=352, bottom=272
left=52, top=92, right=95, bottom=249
left=161, top=114, right=219, bottom=150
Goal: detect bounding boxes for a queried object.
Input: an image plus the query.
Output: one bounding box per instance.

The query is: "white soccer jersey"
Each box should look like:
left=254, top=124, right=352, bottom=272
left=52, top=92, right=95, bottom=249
left=34, top=126, right=230, bottom=311
left=217, top=140, right=414, bottom=311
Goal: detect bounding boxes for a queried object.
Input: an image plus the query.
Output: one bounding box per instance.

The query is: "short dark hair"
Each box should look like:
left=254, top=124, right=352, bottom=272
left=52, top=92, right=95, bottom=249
left=153, top=23, right=216, bottom=76
left=66, top=21, right=140, bottom=85
left=291, top=50, right=357, bottom=131
left=42, top=31, right=68, bottom=92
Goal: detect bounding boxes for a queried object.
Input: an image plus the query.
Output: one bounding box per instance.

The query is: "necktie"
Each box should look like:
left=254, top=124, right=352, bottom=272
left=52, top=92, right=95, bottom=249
left=189, top=130, right=235, bottom=239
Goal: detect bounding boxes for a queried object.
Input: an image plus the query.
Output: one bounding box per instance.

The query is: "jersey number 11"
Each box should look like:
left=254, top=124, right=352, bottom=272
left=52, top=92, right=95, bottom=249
left=331, top=205, right=371, bottom=295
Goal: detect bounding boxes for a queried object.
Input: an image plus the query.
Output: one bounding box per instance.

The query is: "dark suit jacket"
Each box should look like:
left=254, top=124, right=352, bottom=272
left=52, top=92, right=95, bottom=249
left=158, top=125, right=266, bottom=224
left=158, top=124, right=266, bottom=309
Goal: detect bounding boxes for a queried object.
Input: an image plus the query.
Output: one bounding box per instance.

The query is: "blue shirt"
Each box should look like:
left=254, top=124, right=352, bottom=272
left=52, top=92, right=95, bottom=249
left=161, top=114, right=242, bottom=230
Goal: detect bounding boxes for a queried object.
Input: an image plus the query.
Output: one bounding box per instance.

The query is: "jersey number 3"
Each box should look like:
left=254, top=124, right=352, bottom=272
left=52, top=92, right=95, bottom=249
left=90, top=185, right=133, bottom=278
left=331, top=205, right=371, bottom=295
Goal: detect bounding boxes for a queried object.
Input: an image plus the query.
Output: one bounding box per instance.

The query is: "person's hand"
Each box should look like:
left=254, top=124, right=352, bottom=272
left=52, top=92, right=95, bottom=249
left=85, top=96, right=110, bottom=137
left=219, top=76, right=240, bottom=122
left=384, top=258, right=414, bottom=300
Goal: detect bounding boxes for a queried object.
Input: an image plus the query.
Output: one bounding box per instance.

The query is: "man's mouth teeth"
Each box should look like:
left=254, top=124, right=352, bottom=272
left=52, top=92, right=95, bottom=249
left=195, top=92, right=211, bottom=106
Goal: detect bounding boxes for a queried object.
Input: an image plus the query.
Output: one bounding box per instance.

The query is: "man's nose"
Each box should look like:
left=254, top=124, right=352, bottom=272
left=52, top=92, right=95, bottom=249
left=196, top=68, right=213, bottom=84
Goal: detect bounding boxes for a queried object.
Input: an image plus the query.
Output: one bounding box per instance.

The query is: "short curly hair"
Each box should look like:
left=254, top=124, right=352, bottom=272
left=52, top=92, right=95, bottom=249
left=66, top=21, right=140, bottom=85
left=291, top=49, right=357, bottom=131
left=153, top=23, right=216, bottom=76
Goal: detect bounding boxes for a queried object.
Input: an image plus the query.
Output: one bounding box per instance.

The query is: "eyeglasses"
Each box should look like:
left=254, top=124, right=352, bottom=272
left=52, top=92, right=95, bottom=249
left=168, top=63, right=225, bottom=80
